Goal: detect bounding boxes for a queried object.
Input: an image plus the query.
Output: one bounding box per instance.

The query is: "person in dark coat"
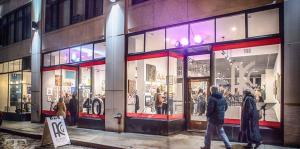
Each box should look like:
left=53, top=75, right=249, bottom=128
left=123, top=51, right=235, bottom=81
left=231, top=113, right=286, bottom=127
left=68, top=94, right=78, bottom=126
left=134, top=90, right=140, bottom=113
left=197, top=88, right=206, bottom=116
left=201, top=86, right=232, bottom=149
left=241, top=89, right=262, bottom=149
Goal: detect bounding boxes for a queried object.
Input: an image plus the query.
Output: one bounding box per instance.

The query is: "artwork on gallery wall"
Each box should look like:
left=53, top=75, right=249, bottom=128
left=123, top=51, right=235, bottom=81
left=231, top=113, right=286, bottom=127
left=145, top=95, right=152, bottom=107
left=46, top=88, right=53, bottom=96
left=146, top=64, right=156, bottom=82
left=128, top=79, right=136, bottom=95
left=55, top=75, right=61, bottom=86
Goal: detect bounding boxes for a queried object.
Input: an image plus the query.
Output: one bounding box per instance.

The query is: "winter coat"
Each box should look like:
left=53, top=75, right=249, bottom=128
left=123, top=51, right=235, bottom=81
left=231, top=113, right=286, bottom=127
left=206, top=93, right=228, bottom=125
left=68, top=98, right=78, bottom=115
left=241, top=94, right=262, bottom=143
left=56, top=102, right=66, bottom=119
left=197, top=95, right=206, bottom=114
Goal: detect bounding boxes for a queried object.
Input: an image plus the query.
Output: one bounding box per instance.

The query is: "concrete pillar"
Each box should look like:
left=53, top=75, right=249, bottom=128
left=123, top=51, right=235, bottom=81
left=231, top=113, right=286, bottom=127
left=105, top=0, right=126, bottom=132
left=31, top=0, right=42, bottom=123
left=284, top=0, right=300, bottom=146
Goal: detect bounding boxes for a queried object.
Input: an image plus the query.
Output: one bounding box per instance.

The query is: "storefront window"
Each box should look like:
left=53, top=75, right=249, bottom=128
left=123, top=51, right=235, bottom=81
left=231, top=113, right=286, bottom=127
left=128, top=34, right=144, bottom=54
left=216, top=14, right=245, bottom=42
left=3, top=62, right=8, bottom=73
left=62, top=69, right=77, bottom=98
left=94, top=42, right=106, bottom=59
left=81, top=44, right=93, bottom=61
left=215, top=44, right=281, bottom=123
left=8, top=72, right=22, bottom=113
left=22, top=71, right=31, bottom=113
left=60, top=49, right=70, bottom=64
left=79, top=63, right=105, bottom=119
left=51, top=51, right=60, bottom=66
left=0, top=64, right=3, bottom=73
left=145, top=29, right=165, bottom=52
left=248, top=8, right=279, bottom=37
left=188, top=54, right=210, bottom=77
left=166, top=25, right=189, bottom=49
left=70, top=46, right=81, bottom=63
left=13, top=59, right=21, bottom=71
left=8, top=61, right=14, bottom=72
left=127, top=52, right=184, bottom=120
left=42, top=69, right=61, bottom=112
left=44, top=53, right=51, bottom=67
left=190, top=19, right=215, bottom=45
left=0, top=74, right=8, bottom=112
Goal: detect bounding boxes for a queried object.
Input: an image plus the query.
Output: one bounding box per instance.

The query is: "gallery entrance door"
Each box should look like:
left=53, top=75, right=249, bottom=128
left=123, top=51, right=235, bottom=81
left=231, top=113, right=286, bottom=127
left=187, top=78, right=210, bottom=131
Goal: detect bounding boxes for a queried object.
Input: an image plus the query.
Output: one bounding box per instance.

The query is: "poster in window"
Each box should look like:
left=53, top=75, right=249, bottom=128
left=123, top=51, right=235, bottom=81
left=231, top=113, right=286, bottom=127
left=55, top=75, right=61, bottom=86
left=146, top=64, right=156, bottom=82
left=128, top=79, right=136, bottom=95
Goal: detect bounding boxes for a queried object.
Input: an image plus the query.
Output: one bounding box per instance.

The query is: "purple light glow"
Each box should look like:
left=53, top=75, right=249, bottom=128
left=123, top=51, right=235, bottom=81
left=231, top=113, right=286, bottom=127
left=180, top=37, right=189, bottom=46
left=194, top=35, right=203, bottom=44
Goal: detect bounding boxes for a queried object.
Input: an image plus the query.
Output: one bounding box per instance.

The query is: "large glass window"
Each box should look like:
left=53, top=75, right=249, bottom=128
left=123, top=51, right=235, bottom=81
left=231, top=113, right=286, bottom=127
left=79, top=64, right=106, bottom=119
left=86, top=0, right=104, bottom=19
left=44, top=53, right=51, bottom=67
left=128, top=34, right=144, bottom=54
left=0, top=64, right=3, bottom=73
left=60, top=49, right=70, bottom=64
left=70, top=46, right=81, bottom=63
left=81, top=44, right=93, bottom=61
left=146, top=29, right=165, bottom=52
left=190, top=19, right=215, bottom=45
left=8, top=72, right=22, bottom=112
left=166, top=25, right=189, bottom=49
left=216, top=14, right=245, bottom=42
left=94, top=42, right=106, bottom=59
left=248, top=8, right=279, bottom=37
left=71, top=0, right=85, bottom=23
left=58, top=0, right=71, bottom=28
left=126, top=52, right=184, bottom=119
left=51, top=51, right=60, bottom=66
left=22, top=71, right=31, bottom=113
left=215, top=44, right=281, bottom=123
left=0, top=74, right=8, bottom=112
left=188, top=54, right=210, bottom=77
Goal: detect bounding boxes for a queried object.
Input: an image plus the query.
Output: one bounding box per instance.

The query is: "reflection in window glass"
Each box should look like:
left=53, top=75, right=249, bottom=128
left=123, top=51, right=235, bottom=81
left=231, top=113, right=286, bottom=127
left=188, top=54, right=210, bottom=77
left=70, top=46, right=81, bottom=63
left=215, top=44, right=281, bottom=123
left=60, top=49, right=70, bottom=64
left=248, top=8, right=279, bottom=37
left=81, top=44, right=93, bottom=61
left=190, top=20, right=215, bottom=45
left=94, top=42, right=106, bottom=59
left=79, top=67, right=92, bottom=116
left=146, top=29, right=165, bottom=52
left=0, top=74, right=8, bottom=111
left=166, top=25, right=189, bottom=49
left=128, top=34, right=144, bottom=53
left=216, top=14, right=245, bottom=42
left=51, top=51, right=60, bottom=66
left=44, top=53, right=51, bottom=67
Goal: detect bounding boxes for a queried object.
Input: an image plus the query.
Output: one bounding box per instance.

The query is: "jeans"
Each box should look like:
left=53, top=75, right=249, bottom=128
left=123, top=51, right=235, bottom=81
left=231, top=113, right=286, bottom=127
left=204, top=122, right=231, bottom=149
left=70, top=114, right=77, bottom=125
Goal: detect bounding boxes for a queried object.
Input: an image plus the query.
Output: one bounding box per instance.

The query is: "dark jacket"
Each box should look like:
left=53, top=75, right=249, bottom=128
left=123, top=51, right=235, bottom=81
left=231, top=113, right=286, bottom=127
left=68, top=98, right=78, bottom=115
left=241, top=94, right=262, bottom=143
left=206, top=92, right=228, bottom=125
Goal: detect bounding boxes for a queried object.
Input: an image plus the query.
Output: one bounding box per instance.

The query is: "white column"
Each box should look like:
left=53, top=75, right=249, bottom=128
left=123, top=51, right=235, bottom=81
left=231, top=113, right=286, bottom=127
left=105, top=0, right=126, bottom=132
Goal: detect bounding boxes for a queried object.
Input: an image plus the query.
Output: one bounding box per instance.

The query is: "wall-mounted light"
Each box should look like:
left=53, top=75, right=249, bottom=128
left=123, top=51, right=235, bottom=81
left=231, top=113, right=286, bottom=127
left=110, top=0, right=119, bottom=3
left=32, top=21, right=39, bottom=31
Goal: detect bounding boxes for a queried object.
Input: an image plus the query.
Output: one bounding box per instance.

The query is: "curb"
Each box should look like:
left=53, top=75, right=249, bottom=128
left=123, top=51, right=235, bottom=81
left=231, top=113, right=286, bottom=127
left=0, top=127, right=124, bottom=149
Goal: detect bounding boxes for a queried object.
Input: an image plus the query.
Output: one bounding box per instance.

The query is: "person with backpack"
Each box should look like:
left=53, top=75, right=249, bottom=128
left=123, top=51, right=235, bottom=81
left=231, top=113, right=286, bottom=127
left=240, top=89, right=262, bottom=149
left=201, top=86, right=232, bottom=149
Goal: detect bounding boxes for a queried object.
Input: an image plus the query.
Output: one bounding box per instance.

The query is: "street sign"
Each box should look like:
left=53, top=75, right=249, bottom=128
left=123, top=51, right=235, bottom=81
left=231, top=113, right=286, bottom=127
left=41, top=116, right=71, bottom=148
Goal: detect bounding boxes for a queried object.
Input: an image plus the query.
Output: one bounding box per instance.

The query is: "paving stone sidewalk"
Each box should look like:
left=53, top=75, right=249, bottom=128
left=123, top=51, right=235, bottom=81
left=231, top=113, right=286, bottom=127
left=0, top=121, right=297, bottom=149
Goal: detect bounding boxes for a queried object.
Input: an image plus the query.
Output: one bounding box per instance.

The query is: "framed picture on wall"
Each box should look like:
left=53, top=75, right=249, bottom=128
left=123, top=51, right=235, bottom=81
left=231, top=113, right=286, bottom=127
left=145, top=95, right=152, bottom=107
left=146, top=64, right=156, bottom=82
left=128, top=79, right=136, bottom=95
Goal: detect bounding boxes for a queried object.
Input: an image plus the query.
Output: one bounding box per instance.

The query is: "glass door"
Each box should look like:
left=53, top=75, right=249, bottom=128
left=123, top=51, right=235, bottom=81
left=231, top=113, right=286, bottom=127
left=187, top=78, right=210, bottom=130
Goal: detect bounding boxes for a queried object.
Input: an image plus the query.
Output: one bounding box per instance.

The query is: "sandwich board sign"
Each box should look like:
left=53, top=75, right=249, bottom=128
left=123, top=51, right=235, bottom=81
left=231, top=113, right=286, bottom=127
left=41, top=116, right=71, bottom=148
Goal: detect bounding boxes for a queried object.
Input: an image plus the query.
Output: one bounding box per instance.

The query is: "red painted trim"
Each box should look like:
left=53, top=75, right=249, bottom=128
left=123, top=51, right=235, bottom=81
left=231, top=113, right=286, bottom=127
left=126, top=113, right=183, bottom=120
left=79, top=60, right=106, bottom=67
left=42, top=65, right=78, bottom=71
left=169, top=52, right=184, bottom=60
left=127, top=51, right=169, bottom=61
left=212, top=37, right=281, bottom=51
left=224, top=118, right=281, bottom=128
left=79, top=112, right=105, bottom=119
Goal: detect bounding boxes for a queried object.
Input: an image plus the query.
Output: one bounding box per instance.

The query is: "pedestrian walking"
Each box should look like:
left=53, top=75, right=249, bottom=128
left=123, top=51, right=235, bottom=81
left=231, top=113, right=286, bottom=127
left=240, top=89, right=262, bottom=149
left=56, top=97, right=67, bottom=119
left=68, top=94, right=78, bottom=125
left=201, top=86, right=232, bottom=149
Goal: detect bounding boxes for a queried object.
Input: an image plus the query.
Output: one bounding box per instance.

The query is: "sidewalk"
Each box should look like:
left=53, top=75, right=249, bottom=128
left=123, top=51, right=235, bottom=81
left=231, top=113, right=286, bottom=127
left=0, top=121, right=296, bottom=149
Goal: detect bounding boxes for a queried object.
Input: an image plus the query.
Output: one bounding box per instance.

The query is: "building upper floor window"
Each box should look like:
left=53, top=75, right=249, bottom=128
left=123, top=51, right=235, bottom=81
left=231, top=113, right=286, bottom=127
left=0, top=4, right=31, bottom=47
left=132, top=0, right=149, bottom=5
left=45, top=0, right=104, bottom=32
